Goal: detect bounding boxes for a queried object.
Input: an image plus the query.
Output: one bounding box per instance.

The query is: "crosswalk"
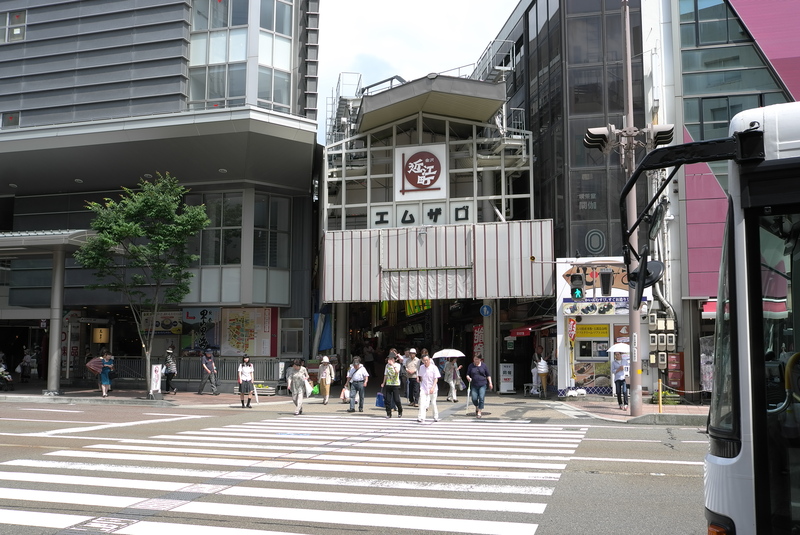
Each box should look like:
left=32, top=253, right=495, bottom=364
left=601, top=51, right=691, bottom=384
left=0, top=415, right=589, bottom=534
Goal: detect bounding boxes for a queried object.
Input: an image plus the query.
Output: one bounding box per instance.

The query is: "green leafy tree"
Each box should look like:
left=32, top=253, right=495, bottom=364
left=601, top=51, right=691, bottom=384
left=74, top=173, right=210, bottom=382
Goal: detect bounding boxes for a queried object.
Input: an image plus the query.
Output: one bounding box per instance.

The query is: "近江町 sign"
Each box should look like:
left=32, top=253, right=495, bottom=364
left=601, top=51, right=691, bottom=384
left=395, top=144, right=448, bottom=201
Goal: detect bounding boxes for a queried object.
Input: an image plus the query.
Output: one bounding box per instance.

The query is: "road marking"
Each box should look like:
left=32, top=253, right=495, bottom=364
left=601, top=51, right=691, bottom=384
left=0, top=470, right=191, bottom=491
left=26, top=414, right=210, bottom=436
left=254, top=473, right=554, bottom=495
left=284, top=462, right=561, bottom=481
left=0, top=487, right=144, bottom=508
left=84, top=443, right=569, bottom=470
left=0, top=418, right=108, bottom=424
left=2, top=459, right=230, bottom=478
left=173, top=501, right=536, bottom=535
left=220, top=486, right=546, bottom=514
left=44, top=450, right=263, bottom=466
left=568, top=456, right=704, bottom=466
left=0, top=508, right=92, bottom=528
left=16, top=408, right=84, bottom=413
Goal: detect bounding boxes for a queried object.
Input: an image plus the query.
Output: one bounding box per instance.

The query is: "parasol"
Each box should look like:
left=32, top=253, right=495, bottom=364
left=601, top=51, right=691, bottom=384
left=432, top=349, right=466, bottom=359
left=85, top=357, right=103, bottom=375
left=607, top=343, right=630, bottom=354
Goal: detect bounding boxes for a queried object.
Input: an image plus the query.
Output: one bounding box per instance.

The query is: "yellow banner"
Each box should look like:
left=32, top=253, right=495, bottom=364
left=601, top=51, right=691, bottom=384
left=575, top=324, right=610, bottom=338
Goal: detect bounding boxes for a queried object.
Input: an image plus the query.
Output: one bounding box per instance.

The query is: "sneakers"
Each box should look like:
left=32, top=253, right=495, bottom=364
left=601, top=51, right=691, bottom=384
left=619, top=404, right=624, bottom=410
left=294, top=411, right=299, bottom=415
left=347, top=409, right=355, bottom=413
left=452, top=399, right=458, bottom=403
left=417, top=418, right=424, bottom=423
left=623, top=405, right=628, bottom=410
left=385, top=414, right=392, bottom=419
left=398, top=413, right=403, bottom=418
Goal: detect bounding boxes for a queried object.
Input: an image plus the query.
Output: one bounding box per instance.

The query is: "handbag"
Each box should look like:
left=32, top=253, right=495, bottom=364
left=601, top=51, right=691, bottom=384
left=14, top=364, right=21, bottom=374
left=458, top=378, right=466, bottom=391
left=375, top=391, right=385, bottom=408
left=304, top=380, right=313, bottom=397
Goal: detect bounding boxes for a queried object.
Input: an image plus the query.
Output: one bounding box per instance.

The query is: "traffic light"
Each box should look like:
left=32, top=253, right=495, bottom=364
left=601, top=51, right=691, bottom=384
left=583, top=125, right=617, bottom=153
left=570, top=273, right=585, bottom=301
left=599, top=269, right=613, bottom=296
left=645, top=124, right=674, bottom=149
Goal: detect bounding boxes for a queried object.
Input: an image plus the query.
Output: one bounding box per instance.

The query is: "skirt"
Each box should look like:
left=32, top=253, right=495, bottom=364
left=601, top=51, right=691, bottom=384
left=240, top=380, right=254, bottom=394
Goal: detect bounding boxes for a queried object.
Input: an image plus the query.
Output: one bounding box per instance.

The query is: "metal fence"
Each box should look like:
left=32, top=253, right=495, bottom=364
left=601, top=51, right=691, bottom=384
left=113, top=356, right=280, bottom=383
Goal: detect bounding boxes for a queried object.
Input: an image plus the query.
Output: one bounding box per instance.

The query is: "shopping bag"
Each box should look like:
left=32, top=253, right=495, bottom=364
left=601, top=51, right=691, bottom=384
left=458, top=378, right=466, bottom=391
left=312, top=384, right=319, bottom=395
left=375, top=391, right=385, bottom=408
left=305, top=380, right=313, bottom=397
left=14, top=364, right=21, bottom=374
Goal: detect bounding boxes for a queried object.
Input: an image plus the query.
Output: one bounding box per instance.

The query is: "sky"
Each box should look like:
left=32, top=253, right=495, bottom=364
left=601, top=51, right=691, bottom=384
left=316, top=0, right=521, bottom=143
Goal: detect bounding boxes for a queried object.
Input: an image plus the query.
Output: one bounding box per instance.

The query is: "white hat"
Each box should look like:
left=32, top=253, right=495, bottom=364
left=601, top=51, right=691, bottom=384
left=409, top=348, right=417, bottom=353
left=322, top=356, right=329, bottom=363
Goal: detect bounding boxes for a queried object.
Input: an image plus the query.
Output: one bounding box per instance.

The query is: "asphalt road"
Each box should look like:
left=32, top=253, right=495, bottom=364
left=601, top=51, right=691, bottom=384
left=0, top=398, right=707, bottom=534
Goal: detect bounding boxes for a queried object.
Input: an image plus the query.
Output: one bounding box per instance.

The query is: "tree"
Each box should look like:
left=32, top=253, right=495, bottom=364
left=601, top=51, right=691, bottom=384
left=74, top=173, right=210, bottom=386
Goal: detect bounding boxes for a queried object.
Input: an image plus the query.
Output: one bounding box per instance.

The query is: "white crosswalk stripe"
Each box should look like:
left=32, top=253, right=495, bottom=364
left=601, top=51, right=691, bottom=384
left=0, top=415, right=589, bottom=534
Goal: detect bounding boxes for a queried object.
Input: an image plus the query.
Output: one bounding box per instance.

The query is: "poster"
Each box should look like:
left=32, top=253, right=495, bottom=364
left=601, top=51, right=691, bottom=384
left=221, top=308, right=279, bottom=357
left=182, top=307, right=220, bottom=350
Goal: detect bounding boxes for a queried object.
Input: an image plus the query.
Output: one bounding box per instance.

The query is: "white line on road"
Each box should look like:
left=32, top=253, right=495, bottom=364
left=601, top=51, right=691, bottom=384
left=0, top=508, right=92, bottom=528
left=284, top=462, right=561, bottom=481
left=0, top=418, right=108, bottom=424
left=0, top=470, right=193, bottom=492
left=173, top=501, right=536, bottom=535
left=255, top=473, right=554, bottom=495
left=116, top=520, right=303, bottom=535
left=44, top=450, right=263, bottom=467
left=568, top=456, right=704, bottom=466
left=16, top=408, right=84, bottom=413
left=0, top=487, right=144, bottom=508
left=2, top=459, right=231, bottom=478
left=220, top=485, right=546, bottom=514
left=26, top=414, right=211, bottom=436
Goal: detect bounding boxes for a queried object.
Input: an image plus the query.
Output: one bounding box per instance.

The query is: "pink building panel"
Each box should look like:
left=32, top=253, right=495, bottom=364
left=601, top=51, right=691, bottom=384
left=687, top=223, right=726, bottom=248
left=689, top=271, right=721, bottom=297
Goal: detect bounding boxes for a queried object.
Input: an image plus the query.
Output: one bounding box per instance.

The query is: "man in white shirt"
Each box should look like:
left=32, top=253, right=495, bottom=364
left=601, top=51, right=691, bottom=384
left=417, top=354, right=441, bottom=423
left=345, top=357, right=369, bottom=413
left=406, top=348, right=420, bottom=406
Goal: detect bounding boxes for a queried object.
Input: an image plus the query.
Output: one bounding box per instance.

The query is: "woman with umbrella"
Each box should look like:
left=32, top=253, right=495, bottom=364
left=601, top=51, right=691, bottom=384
left=99, top=349, right=114, bottom=398
left=444, top=357, right=462, bottom=402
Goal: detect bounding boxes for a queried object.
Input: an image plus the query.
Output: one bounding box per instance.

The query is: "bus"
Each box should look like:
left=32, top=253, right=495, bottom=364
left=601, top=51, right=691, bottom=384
left=620, top=101, right=800, bottom=534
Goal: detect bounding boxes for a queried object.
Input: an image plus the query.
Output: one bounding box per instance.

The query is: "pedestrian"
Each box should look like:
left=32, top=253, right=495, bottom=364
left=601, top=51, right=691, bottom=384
left=405, top=348, right=420, bottom=406
left=362, top=341, right=375, bottom=377
left=417, top=353, right=441, bottom=423
left=530, top=345, right=545, bottom=395
left=197, top=347, right=219, bottom=395
left=20, top=350, right=32, bottom=383
left=346, top=357, right=369, bottom=413
left=466, top=355, right=492, bottom=418
left=238, top=355, right=255, bottom=408
left=536, top=354, right=550, bottom=399
left=164, top=348, right=177, bottom=394
left=444, top=357, right=462, bottom=402
left=611, top=351, right=629, bottom=410
left=287, top=358, right=310, bottom=415
left=380, top=353, right=403, bottom=419
left=99, top=349, right=114, bottom=398
left=395, top=349, right=408, bottom=399
left=318, top=355, right=335, bottom=405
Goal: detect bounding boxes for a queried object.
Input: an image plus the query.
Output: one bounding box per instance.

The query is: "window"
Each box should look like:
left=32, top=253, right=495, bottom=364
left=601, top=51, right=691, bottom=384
left=189, top=0, right=249, bottom=109
left=256, top=1, right=293, bottom=111
left=254, top=194, right=290, bottom=268
left=189, top=192, right=242, bottom=266
left=1, top=111, right=19, bottom=128
left=0, top=11, right=25, bottom=43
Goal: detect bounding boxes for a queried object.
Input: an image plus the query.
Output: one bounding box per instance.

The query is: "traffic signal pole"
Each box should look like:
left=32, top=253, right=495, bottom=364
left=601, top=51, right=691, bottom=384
left=622, top=0, right=642, bottom=417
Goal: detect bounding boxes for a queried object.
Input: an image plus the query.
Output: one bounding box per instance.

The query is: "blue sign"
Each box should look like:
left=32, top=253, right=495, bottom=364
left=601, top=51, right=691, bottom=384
left=480, top=305, right=493, bottom=317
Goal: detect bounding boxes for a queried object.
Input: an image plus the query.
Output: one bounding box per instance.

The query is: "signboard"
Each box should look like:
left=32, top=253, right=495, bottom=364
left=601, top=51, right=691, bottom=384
left=473, top=325, right=485, bottom=358
left=395, top=144, right=448, bottom=201
left=150, top=364, right=162, bottom=394
left=567, top=318, right=577, bottom=341
left=499, top=363, right=515, bottom=393
left=575, top=324, right=610, bottom=338
left=480, top=305, right=493, bottom=317
left=221, top=308, right=279, bottom=357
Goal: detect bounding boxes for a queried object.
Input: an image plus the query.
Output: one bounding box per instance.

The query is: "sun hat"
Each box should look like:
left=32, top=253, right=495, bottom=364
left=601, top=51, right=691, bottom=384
left=322, top=356, right=329, bottom=363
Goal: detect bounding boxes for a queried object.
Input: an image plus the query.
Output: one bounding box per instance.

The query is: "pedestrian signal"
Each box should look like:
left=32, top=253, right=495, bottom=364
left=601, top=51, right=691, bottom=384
left=570, top=273, right=585, bottom=301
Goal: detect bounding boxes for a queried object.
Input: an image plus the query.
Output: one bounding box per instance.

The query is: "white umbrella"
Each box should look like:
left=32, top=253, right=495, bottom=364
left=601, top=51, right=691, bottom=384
left=607, top=343, right=630, bottom=354
left=432, top=349, right=466, bottom=359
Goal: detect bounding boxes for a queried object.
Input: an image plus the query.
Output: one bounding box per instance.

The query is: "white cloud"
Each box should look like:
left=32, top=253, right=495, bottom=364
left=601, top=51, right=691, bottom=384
left=316, top=0, right=520, bottom=142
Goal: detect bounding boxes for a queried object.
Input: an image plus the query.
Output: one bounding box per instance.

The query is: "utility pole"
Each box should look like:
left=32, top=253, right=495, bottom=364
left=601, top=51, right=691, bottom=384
left=621, top=0, right=642, bottom=417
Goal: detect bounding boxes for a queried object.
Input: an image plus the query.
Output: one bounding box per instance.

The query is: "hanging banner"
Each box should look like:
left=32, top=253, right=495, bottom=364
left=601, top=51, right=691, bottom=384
left=473, top=325, right=485, bottom=358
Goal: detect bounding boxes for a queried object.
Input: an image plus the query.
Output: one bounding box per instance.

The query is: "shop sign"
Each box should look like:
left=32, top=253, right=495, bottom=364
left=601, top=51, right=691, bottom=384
left=575, top=324, right=610, bottom=338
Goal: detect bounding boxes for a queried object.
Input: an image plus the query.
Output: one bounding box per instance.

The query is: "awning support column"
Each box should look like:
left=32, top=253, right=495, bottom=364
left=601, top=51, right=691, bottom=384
left=44, top=248, right=65, bottom=395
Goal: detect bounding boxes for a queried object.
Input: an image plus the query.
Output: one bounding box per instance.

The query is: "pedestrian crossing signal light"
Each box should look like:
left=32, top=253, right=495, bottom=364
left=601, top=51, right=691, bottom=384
left=570, top=273, right=585, bottom=301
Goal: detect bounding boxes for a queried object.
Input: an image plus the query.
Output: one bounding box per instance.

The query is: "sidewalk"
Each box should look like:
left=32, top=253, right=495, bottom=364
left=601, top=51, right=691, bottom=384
left=0, top=379, right=709, bottom=425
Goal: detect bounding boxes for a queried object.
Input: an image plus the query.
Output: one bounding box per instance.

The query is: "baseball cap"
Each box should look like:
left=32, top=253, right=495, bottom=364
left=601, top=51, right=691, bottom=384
left=409, top=348, right=417, bottom=353
left=204, top=347, right=213, bottom=354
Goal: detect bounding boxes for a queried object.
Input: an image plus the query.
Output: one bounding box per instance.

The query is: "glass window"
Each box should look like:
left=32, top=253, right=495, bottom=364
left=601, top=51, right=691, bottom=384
left=231, top=0, right=248, bottom=25
left=201, top=229, right=221, bottom=265
left=680, top=23, right=697, bottom=48
left=273, top=70, right=290, bottom=105
left=567, top=17, right=602, bottom=64
left=605, top=14, right=622, bottom=62
left=258, top=66, right=273, bottom=101
left=269, top=232, right=289, bottom=268
left=570, top=170, right=608, bottom=222
left=697, top=0, right=726, bottom=21
left=229, top=28, right=247, bottom=61
left=222, top=229, right=241, bottom=264
left=228, top=63, right=246, bottom=98
left=211, top=0, right=229, bottom=28
left=255, top=195, right=268, bottom=228
left=189, top=33, right=208, bottom=66
left=682, top=45, right=764, bottom=72
left=569, top=67, right=603, bottom=114
left=679, top=0, right=694, bottom=22
left=275, top=1, right=293, bottom=36
left=607, top=65, right=624, bottom=113
left=684, top=98, right=700, bottom=123
left=209, top=31, right=228, bottom=64
left=258, top=31, right=274, bottom=66
left=223, top=193, right=243, bottom=226
left=254, top=229, right=268, bottom=266
left=270, top=197, right=290, bottom=231
left=189, top=68, right=207, bottom=100
left=699, top=20, right=727, bottom=45
left=566, top=0, right=601, bottom=14
left=260, top=0, right=275, bottom=30
left=193, top=0, right=209, bottom=30
left=273, top=36, right=292, bottom=71
left=208, top=65, right=226, bottom=99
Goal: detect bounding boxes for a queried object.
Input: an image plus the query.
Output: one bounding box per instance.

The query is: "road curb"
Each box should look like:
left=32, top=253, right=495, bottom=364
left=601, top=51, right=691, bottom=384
left=0, top=394, right=176, bottom=407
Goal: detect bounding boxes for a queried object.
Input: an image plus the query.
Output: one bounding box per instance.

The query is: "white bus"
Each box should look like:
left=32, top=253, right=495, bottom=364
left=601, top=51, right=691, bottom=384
left=620, top=101, right=800, bottom=534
